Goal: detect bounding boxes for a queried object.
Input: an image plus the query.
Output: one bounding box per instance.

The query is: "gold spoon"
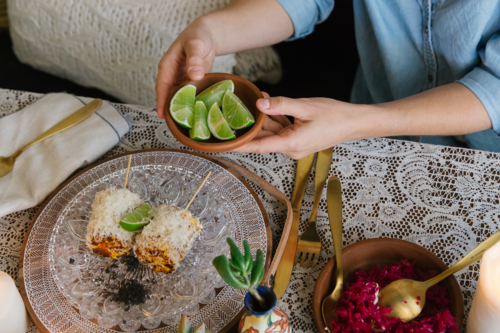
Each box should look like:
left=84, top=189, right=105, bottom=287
left=378, top=230, right=500, bottom=322
left=0, top=99, right=102, bottom=178
left=321, top=176, right=344, bottom=327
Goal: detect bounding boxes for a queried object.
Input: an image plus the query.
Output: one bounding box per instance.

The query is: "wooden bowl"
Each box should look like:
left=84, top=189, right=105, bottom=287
left=312, top=238, right=464, bottom=332
left=165, top=73, right=265, bottom=153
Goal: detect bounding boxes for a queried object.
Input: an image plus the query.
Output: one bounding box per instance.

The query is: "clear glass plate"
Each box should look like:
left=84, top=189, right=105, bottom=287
left=22, top=151, right=268, bottom=333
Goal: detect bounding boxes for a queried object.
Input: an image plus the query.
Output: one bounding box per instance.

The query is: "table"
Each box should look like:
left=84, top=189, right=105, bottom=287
left=1, top=88, right=499, bottom=333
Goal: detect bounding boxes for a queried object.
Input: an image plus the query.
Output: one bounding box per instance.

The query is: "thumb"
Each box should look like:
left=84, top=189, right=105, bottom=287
left=256, top=96, right=310, bottom=119
left=184, top=39, right=207, bottom=80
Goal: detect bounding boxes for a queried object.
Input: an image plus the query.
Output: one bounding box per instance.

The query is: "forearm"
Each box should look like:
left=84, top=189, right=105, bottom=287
left=198, top=0, right=294, bottom=55
left=356, top=83, right=493, bottom=140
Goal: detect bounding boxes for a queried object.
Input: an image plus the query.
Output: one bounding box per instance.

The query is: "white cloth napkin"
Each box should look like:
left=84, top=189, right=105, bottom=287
left=0, top=93, right=130, bottom=217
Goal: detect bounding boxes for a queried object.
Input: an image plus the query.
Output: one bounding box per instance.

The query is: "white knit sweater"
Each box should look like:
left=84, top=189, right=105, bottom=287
left=7, top=0, right=282, bottom=106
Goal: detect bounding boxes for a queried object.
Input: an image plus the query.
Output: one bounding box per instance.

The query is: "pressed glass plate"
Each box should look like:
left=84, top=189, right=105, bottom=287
left=20, top=151, right=269, bottom=333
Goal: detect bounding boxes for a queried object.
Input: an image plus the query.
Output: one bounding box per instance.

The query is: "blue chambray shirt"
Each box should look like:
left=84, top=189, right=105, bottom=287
left=277, top=0, right=500, bottom=152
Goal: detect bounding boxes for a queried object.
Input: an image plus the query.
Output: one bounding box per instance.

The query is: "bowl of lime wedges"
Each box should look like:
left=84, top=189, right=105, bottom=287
left=165, top=73, right=265, bottom=153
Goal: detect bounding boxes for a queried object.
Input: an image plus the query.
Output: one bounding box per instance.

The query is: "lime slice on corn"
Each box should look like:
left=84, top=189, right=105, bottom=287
left=189, top=101, right=211, bottom=141
left=196, top=80, right=234, bottom=109
left=222, top=90, right=255, bottom=129
left=170, top=84, right=196, bottom=128
left=207, top=103, right=236, bottom=141
left=119, top=203, right=152, bottom=232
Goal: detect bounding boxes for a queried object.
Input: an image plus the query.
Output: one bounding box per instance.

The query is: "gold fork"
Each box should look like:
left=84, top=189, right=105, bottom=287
left=295, top=147, right=333, bottom=268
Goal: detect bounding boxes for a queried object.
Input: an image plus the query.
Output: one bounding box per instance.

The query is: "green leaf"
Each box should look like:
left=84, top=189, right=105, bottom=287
left=227, top=238, right=246, bottom=272
left=243, top=240, right=253, bottom=273
left=213, top=255, right=248, bottom=289
left=193, top=323, right=206, bottom=333
left=229, top=258, right=240, bottom=271
left=178, top=315, right=192, bottom=333
left=250, top=249, right=265, bottom=287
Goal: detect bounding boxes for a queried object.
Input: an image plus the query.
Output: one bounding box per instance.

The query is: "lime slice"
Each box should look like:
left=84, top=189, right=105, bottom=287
left=119, top=203, right=152, bottom=232
left=189, top=101, right=211, bottom=141
left=222, top=90, right=255, bottom=129
left=207, top=103, right=236, bottom=141
left=170, top=84, right=196, bottom=128
left=195, top=80, right=234, bottom=109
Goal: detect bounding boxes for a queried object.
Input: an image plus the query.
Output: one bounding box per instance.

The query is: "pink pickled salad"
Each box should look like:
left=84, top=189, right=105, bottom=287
left=331, top=260, right=458, bottom=333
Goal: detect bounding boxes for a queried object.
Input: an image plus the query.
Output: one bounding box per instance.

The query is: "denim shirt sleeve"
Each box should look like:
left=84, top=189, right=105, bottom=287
left=277, top=0, right=334, bottom=40
left=458, top=32, right=500, bottom=135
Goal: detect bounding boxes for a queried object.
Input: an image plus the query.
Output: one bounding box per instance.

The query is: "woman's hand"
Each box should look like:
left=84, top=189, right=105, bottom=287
left=156, top=18, right=216, bottom=119
left=155, top=0, right=294, bottom=120
left=234, top=95, right=368, bottom=159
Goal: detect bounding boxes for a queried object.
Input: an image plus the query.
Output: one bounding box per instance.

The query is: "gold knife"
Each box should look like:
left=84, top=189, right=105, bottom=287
left=273, top=153, right=316, bottom=299
left=322, top=176, right=344, bottom=327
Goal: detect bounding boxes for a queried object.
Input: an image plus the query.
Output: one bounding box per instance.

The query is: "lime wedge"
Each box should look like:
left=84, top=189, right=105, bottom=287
left=170, top=84, right=196, bottom=128
left=196, top=80, right=234, bottom=109
left=207, top=103, right=236, bottom=141
left=189, top=101, right=211, bottom=141
left=222, top=90, right=255, bottom=129
left=119, top=203, right=152, bottom=232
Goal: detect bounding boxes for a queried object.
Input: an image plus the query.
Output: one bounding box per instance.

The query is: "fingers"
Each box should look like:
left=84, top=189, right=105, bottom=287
left=256, top=96, right=311, bottom=119
left=233, top=134, right=288, bottom=154
left=156, top=61, right=174, bottom=119
left=259, top=92, right=292, bottom=128
left=254, top=130, right=276, bottom=139
left=156, top=38, right=210, bottom=119
left=270, top=115, right=292, bottom=128
left=184, top=39, right=207, bottom=81
left=262, top=115, right=285, bottom=133
left=156, top=45, right=184, bottom=119
left=234, top=125, right=298, bottom=154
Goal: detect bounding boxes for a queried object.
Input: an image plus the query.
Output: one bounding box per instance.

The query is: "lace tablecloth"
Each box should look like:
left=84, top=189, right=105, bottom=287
left=1, top=89, right=499, bottom=333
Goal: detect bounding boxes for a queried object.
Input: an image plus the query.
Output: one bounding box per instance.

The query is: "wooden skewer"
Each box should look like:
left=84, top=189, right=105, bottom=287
left=184, top=171, right=212, bottom=211
left=123, top=154, right=132, bottom=188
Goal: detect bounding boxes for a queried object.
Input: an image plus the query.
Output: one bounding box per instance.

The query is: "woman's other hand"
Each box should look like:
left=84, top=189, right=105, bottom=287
left=233, top=95, right=368, bottom=159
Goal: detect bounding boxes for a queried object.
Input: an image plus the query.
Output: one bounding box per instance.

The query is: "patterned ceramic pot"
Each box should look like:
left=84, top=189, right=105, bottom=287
left=238, top=286, right=291, bottom=333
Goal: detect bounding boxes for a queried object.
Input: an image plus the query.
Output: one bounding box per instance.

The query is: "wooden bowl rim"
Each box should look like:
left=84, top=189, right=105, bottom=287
left=165, top=73, right=265, bottom=153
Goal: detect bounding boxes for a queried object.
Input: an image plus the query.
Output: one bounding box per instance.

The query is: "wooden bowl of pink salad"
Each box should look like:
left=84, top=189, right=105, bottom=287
left=313, top=238, right=464, bottom=333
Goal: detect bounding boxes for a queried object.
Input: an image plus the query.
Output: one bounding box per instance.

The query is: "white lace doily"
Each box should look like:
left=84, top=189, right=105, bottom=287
left=1, top=89, right=500, bottom=333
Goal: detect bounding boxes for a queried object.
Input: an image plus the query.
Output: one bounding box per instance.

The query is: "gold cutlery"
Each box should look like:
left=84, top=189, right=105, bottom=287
left=0, top=99, right=102, bottom=178
left=295, top=148, right=333, bottom=268
left=378, top=230, right=500, bottom=322
left=273, top=153, right=316, bottom=299
left=321, top=176, right=344, bottom=326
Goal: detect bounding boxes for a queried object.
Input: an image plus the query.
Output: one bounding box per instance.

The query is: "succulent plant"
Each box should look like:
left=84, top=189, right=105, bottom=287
left=177, top=314, right=213, bottom=333
left=212, top=238, right=265, bottom=303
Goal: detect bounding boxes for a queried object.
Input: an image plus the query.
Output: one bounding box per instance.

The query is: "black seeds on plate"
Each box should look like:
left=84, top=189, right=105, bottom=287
left=69, top=258, right=75, bottom=264
left=122, top=254, right=141, bottom=271
left=101, top=254, right=150, bottom=306
left=109, top=279, right=149, bottom=306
